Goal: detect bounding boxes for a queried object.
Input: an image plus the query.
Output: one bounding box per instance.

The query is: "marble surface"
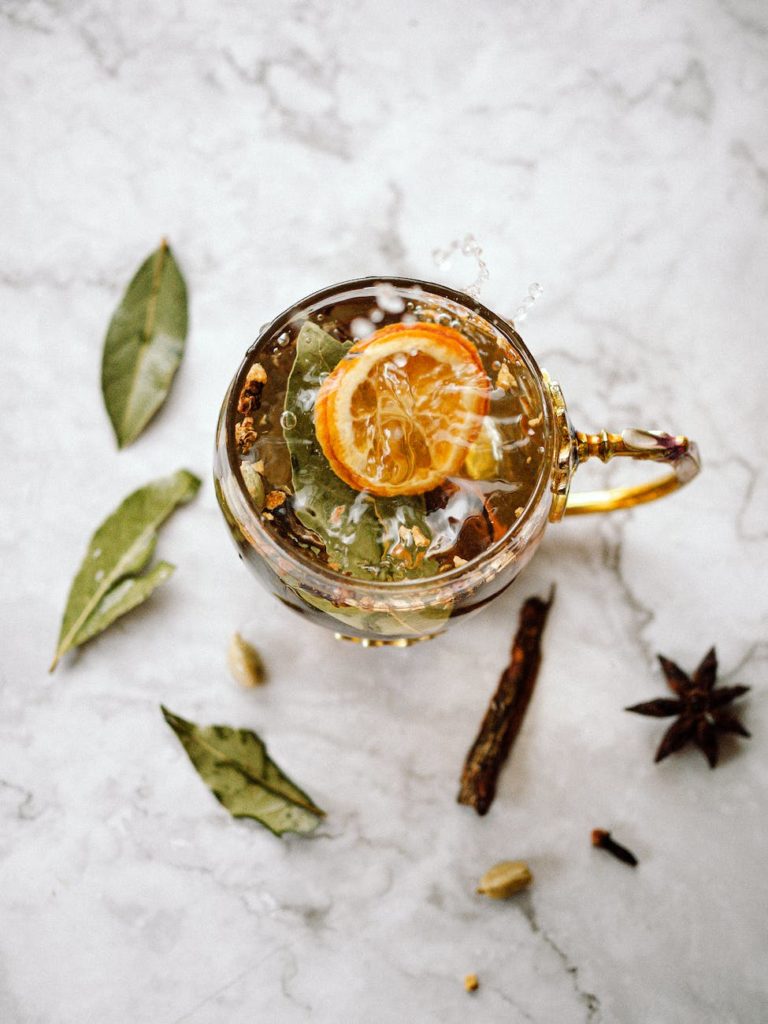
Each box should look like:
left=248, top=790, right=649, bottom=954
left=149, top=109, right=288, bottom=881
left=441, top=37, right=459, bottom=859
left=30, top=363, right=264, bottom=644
left=2, top=1, right=767, bottom=1021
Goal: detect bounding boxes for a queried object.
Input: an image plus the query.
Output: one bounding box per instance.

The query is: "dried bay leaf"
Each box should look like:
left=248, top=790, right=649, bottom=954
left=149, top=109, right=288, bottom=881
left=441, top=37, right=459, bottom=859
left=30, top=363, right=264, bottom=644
left=50, top=469, right=200, bottom=670
left=102, top=239, right=188, bottom=448
left=296, top=588, right=452, bottom=639
left=72, top=561, right=175, bottom=647
left=160, top=706, right=324, bottom=836
left=283, top=322, right=439, bottom=580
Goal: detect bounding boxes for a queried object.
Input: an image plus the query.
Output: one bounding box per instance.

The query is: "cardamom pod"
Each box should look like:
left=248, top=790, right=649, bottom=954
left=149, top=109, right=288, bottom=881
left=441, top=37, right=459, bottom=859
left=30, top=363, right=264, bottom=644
left=476, top=860, right=532, bottom=899
left=240, top=462, right=265, bottom=511
left=227, top=632, right=266, bottom=687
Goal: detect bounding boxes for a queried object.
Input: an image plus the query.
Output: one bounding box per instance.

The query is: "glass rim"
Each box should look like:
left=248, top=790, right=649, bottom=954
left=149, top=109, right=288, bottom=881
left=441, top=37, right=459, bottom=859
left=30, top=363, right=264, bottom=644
left=223, top=275, right=556, bottom=594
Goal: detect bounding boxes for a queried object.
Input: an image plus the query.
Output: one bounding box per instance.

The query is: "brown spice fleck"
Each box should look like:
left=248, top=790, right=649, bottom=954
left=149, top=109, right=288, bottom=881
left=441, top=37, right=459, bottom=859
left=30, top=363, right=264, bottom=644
left=235, top=417, right=258, bottom=452
left=464, top=974, right=479, bottom=993
left=237, top=362, right=268, bottom=414
left=496, top=363, right=514, bottom=391
left=265, top=490, right=286, bottom=510
left=411, top=525, right=430, bottom=548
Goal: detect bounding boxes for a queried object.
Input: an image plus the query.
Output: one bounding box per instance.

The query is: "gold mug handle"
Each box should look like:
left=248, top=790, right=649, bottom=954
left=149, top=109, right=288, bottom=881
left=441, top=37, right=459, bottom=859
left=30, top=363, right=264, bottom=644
left=547, top=380, right=701, bottom=521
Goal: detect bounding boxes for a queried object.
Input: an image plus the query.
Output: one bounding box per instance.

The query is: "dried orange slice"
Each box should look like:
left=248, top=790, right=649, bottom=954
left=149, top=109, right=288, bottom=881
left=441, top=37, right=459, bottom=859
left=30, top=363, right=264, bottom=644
left=315, top=322, right=491, bottom=497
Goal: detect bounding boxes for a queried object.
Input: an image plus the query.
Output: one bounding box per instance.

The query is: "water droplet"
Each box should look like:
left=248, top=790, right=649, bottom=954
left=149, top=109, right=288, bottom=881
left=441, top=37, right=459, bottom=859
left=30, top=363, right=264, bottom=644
left=374, top=282, right=405, bottom=313
left=277, top=331, right=290, bottom=347
left=512, top=283, right=544, bottom=325
left=402, top=313, right=417, bottom=325
left=351, top=317, right=375, bottom=339
left=280, top=410, right=297, bottom=429
left=92, top=548, right=101, bottom=559
left=433, top=233, right=489, bottom=298
left=393, top=353, right=408, bottom=367
left=370, top=308, right=384, bottom=323
left=491, top=360, right=501, bottom=371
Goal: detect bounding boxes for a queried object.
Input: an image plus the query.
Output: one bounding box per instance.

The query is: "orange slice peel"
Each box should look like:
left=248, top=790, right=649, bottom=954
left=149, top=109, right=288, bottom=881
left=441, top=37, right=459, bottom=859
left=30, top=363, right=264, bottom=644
left=315, top=321, right=491, bottom=497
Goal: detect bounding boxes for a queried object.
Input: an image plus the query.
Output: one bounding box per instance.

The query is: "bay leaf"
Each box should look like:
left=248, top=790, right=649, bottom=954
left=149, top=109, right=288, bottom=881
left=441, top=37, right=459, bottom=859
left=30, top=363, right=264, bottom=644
left=283, top=322, right=439, bottom=580
left=50, top=469, right=200, bottom=670
left=160, top=706, right=324, bottom=836
left=102, top=239, right=188, bottom=448
left=296, top=588, right=453, bottom=638
left=73, top=561, right=175, bottom=647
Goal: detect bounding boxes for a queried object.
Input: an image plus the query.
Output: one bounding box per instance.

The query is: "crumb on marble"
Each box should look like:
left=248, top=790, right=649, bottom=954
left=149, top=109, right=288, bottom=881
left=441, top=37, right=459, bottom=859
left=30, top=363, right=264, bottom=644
left=464, top=973, right=479, bottom=992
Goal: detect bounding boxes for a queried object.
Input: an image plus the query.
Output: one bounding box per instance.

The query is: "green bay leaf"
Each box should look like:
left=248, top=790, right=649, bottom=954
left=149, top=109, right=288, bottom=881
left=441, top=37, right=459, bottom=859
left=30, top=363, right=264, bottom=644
left=296, top=588, right=452, bottom=638
left=283, top=322, right=439, bottom=580
left=102, top=239, right=188, bottom=448
left=50, top=469, right=200, bottom=671
left=160, top=706, right=324, bottom=836
left=73, top=561, right=175, bottom=647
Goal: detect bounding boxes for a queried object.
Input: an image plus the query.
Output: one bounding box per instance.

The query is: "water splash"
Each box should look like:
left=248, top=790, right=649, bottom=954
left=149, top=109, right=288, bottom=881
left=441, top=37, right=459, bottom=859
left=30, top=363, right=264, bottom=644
left=374, top=282, right=406, bottom=314
left=432, top=233, right=489, bottom=299
left=511, top=282, right=543, bottom=326
left=351, top=316, right=375, bottom=339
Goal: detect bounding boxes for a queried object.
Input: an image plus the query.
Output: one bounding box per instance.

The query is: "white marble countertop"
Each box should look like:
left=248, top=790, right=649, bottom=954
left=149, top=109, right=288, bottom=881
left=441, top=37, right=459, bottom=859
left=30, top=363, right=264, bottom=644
left=2, top=2, right=767, bottom=1021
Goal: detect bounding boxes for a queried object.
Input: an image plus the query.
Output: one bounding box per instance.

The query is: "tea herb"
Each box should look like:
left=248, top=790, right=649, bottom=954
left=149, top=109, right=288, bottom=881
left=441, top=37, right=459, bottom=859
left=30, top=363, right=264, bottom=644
left=281, top=322, right=439, bottom=580
left=237, top=362, right=267, bottom=415
left=265, top=490, right=286, bottom=511
left=227, top=632, right=266, bottom=687
left=240, top=462, right=265, bottom=511
left=591, top=829, right=638, bottom=867
left=50, top=469, right=200, bottom=671
left=458, top=589, right=554, bottom=814
left=160, top=706, right=324, bottom=836
left=625, top=648, right=750, bottom=768
left=464, top=974, right=479, bottom=993
left=101, top=239, right=188, bottom=448
left=476, top=860, right=533, bottom=899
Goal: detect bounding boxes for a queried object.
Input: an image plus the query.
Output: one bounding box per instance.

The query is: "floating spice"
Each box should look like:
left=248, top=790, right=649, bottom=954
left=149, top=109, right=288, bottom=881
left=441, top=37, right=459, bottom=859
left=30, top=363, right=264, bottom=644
left=458, top=589, right=554, bottom=814
left=625, top=647, right=750, bottom=768
left=591, top=829, right=638, bottom=867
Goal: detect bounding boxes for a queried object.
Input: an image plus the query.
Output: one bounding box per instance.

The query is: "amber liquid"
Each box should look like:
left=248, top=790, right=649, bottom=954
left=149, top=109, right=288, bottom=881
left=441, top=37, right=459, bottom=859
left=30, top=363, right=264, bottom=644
left=231, top=288, right=547, bottom=582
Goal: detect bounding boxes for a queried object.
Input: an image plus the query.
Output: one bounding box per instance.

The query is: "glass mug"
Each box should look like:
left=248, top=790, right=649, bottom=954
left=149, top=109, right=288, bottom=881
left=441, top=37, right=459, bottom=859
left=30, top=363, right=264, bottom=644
left=214, top=277, right=700, bottom=646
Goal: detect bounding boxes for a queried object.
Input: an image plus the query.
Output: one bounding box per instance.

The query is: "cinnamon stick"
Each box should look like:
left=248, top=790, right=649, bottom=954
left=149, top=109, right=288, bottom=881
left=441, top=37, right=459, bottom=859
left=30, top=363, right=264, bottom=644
left=457, top=589, right=554, bottom=814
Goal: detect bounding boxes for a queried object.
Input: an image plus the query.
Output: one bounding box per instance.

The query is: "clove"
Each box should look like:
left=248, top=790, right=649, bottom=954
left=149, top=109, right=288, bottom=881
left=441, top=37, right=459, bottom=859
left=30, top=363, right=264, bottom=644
left=591, top=829, right=638, bottom=867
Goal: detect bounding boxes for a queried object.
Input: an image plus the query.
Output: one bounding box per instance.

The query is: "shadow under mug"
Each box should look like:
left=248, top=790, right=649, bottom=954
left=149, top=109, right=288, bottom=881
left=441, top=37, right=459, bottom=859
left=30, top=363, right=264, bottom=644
left=214, top=277, right=701, bottom=646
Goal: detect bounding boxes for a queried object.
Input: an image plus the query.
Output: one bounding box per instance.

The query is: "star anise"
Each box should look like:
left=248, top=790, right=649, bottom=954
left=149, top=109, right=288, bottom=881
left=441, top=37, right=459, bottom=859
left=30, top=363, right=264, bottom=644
left=626, top=648, right=750, bottom=768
